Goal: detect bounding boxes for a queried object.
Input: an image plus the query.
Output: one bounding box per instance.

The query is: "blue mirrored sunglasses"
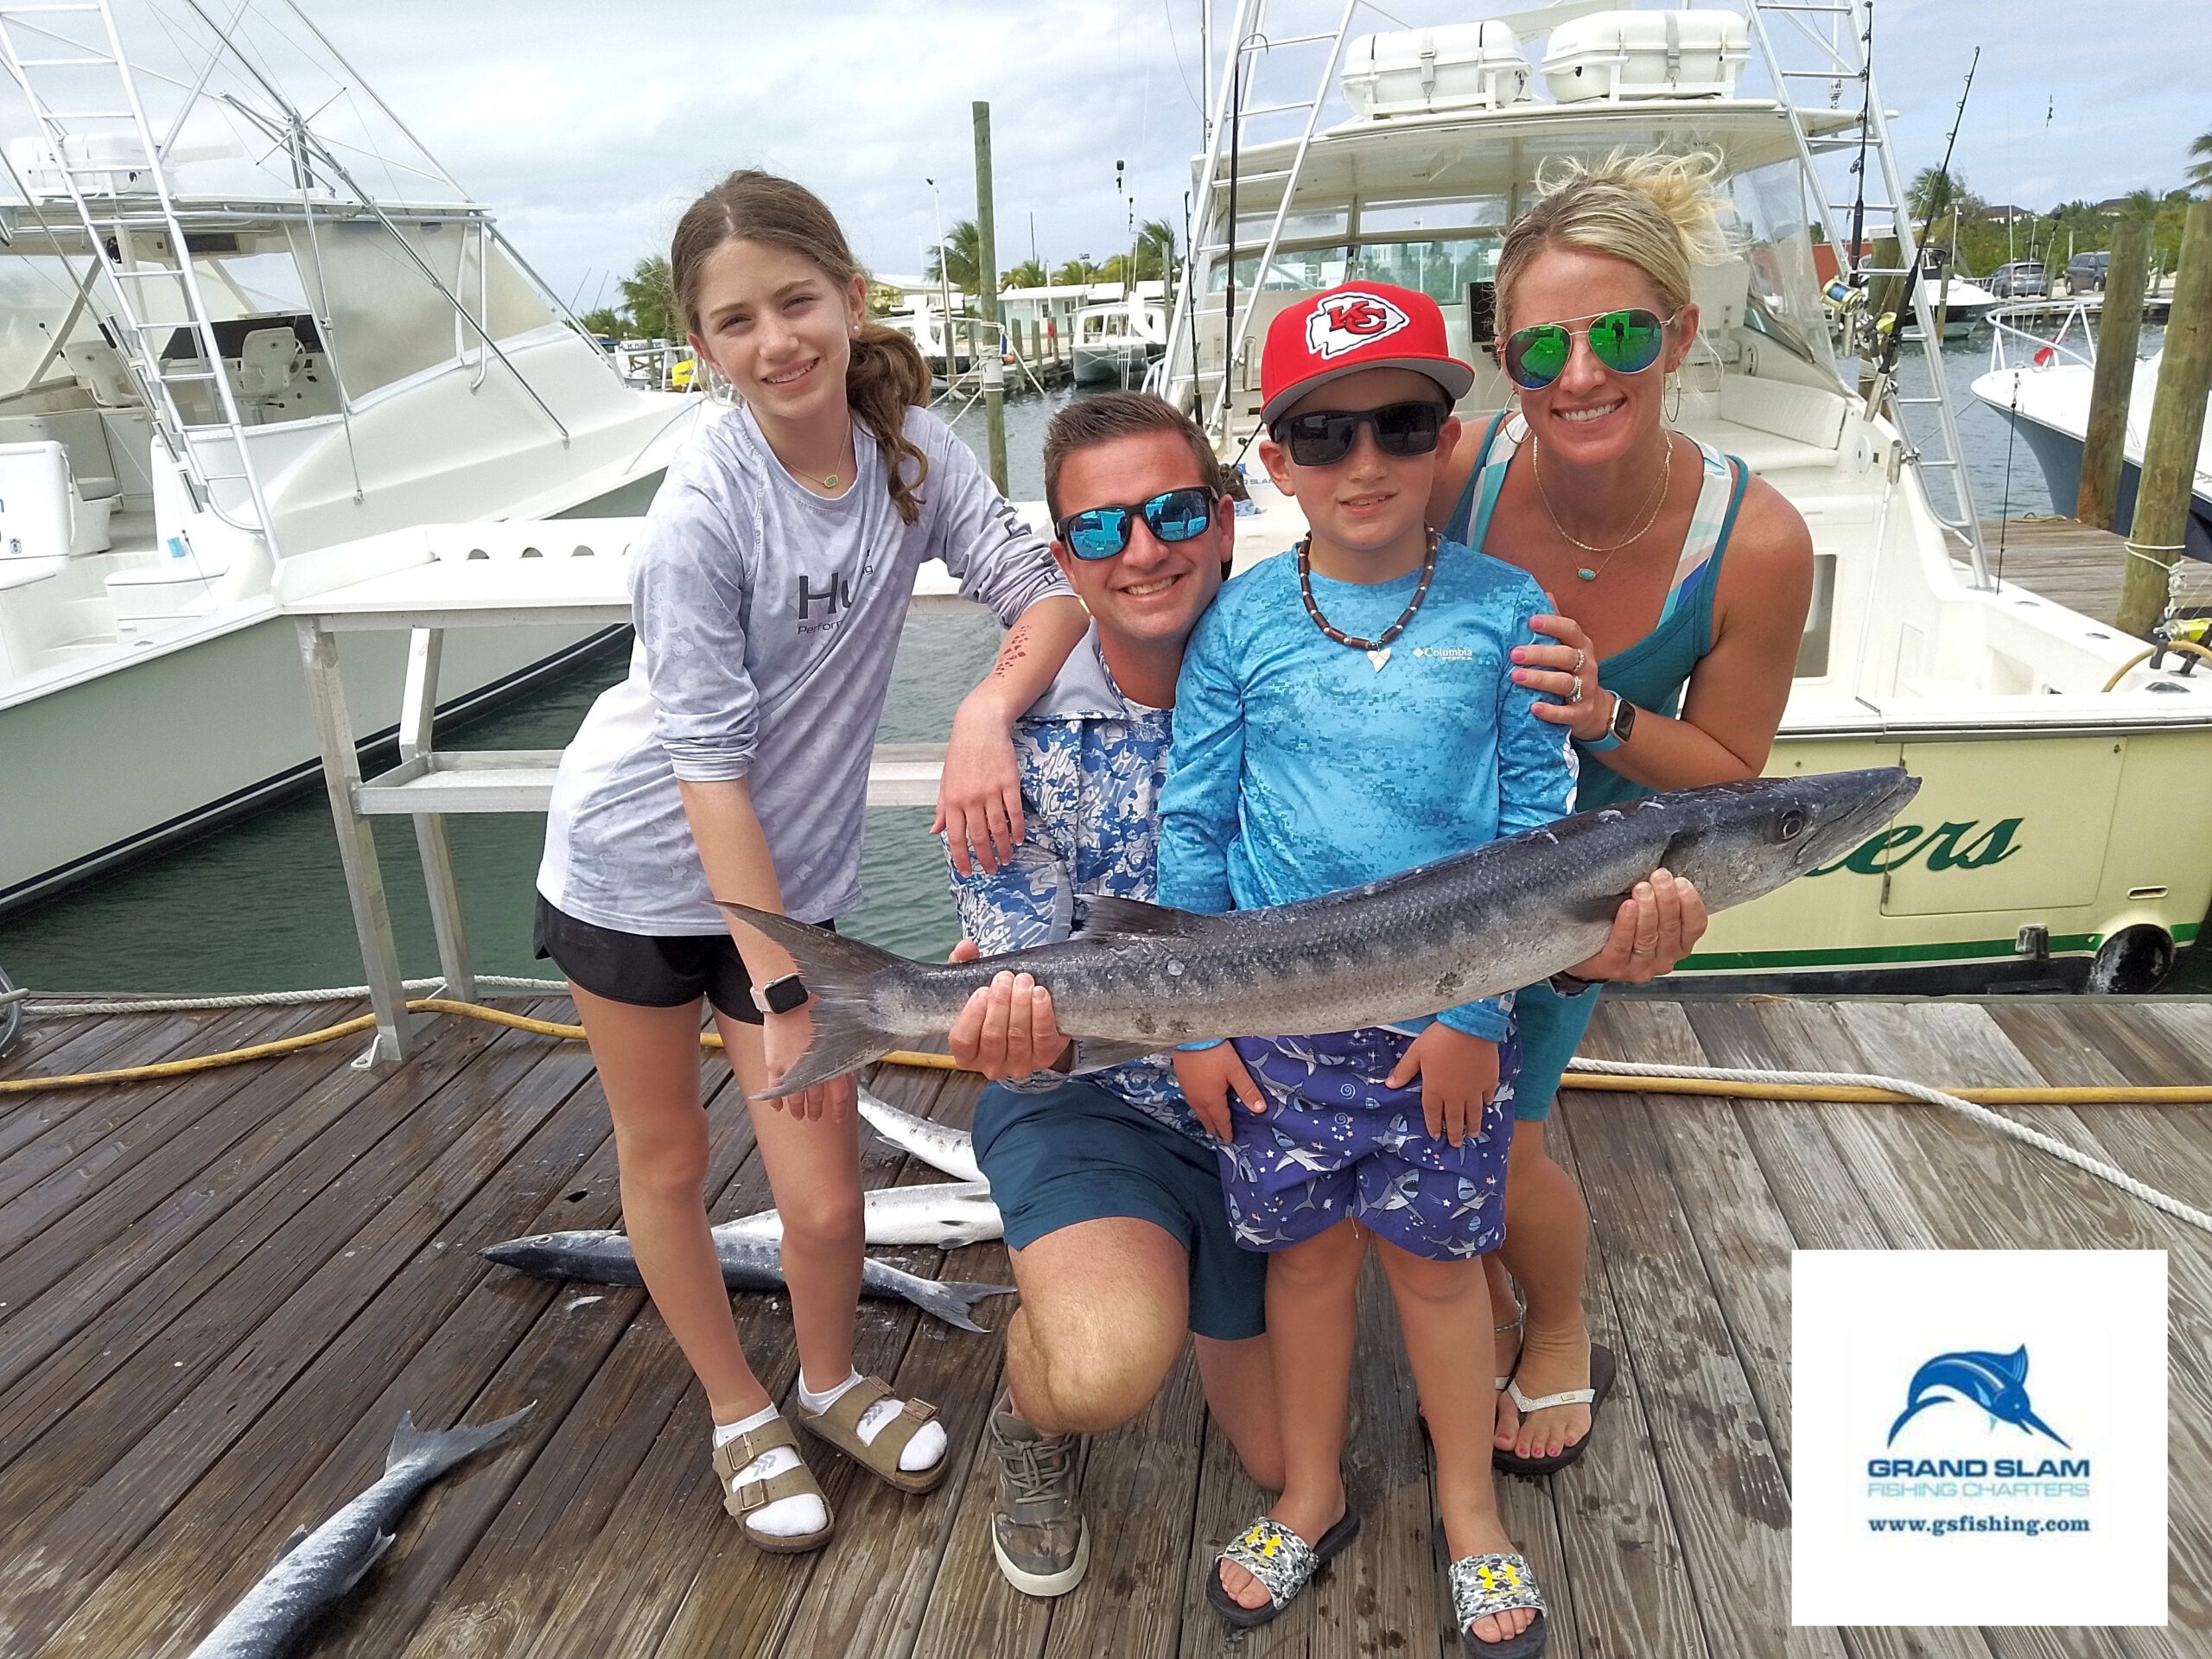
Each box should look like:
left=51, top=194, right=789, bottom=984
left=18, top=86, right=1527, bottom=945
left=1054, top=486, right=1217, bottom=561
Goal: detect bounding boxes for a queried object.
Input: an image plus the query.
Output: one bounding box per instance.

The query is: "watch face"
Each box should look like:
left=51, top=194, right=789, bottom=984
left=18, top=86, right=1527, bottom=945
left=1613, top=697, right=1637, bottom=742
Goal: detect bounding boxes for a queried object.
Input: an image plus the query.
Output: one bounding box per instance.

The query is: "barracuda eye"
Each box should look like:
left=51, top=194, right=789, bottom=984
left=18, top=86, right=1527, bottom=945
left=1777, top=808, right=1807, bottom=842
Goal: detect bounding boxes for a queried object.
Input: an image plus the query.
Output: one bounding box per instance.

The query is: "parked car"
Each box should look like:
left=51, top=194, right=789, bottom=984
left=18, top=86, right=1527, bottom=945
left=1987, top=261, right=2050, bottom=299
left=2065, top=251, right=2110, bottom=295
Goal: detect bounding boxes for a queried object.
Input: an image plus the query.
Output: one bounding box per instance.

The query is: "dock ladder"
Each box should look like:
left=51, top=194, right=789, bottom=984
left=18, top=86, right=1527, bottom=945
left=1743, top=0, right=1989, bottom=585
left=0, top=0, right=277, bottom=543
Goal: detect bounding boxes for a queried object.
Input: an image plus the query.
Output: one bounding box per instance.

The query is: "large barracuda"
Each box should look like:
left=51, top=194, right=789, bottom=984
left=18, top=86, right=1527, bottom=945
left=479, top=1228, right=1013, bottom=1332
left=728, top=769, right=1920, bottom=1096
left=186, top=1407, right=531, bottom=1658
left=858, top=1086, right=982, bottom=1183
left=721, top=1180, right=1001, bottom=1248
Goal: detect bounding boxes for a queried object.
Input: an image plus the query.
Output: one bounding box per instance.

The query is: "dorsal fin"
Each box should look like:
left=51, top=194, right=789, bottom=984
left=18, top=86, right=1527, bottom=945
left=1075, top=895, right=1200, bottom=937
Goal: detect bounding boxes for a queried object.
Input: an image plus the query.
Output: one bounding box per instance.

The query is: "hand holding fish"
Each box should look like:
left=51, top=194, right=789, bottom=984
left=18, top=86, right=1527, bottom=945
left=1386, top=1023, right=1497, bottom=1148
left=947, top=939, right=1072, bottom=1079
left=1512, top=610, right=1611, bottom=741
left=1173, top=1043, right=1266, bottom=1144
left=762, top=1005, right=858, bottom=1121
left=1566, top=868, right=1707, bottom=982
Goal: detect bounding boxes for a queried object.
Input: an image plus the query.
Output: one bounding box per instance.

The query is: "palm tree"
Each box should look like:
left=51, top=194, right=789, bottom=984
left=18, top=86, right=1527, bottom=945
left=618, top=256, right=681, bottom=340
left=1052, top=256, right=1101, bottom=287
left=924, top=219, right=982, bottom=296
left=1907, top=167, right=1973, bottom=226
left=2189, top=127, right=2212, bottom=194
left=1000, top=257, right=1047, bottom=290
left=2123, top=188, right=2161, bottom=222
left=1135, top=217, right=1179, bottom=283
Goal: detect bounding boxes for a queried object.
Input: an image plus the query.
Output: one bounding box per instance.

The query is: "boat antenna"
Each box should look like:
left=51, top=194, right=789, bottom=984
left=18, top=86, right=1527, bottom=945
left=1875, top=46, right=1978, bottom=381
left=1223, top=39, right=1244, bottom=440
left=1846, top=1, right=1874, bottom=285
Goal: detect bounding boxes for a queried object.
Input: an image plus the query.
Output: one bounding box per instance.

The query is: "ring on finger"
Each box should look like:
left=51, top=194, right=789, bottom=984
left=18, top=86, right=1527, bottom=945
left=1571, top=647, right=1586, bottom=676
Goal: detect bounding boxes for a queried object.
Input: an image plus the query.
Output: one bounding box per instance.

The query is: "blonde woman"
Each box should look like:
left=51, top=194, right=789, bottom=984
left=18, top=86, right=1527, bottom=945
left=535, top=170, right=1085, bottom=1551
left=1426, top=150, right=1814, bottom=1477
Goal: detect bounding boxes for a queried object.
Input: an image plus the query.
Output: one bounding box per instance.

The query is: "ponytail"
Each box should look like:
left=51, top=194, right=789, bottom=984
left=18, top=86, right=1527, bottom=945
left=671, top=169, right=933, bottom=524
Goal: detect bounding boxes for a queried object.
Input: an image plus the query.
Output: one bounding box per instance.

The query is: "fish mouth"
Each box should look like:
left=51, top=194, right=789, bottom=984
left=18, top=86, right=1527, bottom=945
left=1797, top=768, right=1923, bottom=868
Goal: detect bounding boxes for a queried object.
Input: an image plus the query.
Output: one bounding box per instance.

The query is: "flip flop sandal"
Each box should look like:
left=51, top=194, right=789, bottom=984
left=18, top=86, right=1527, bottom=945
left=1450, top=1550, right=1548, bottom=1658
left=796, top=1374, right=948, bottom=1494
left=1205, top=1510, right=1361, bottom=1628
left=712, top=1417, right=834, bottom=1554
left=1493, top=1342, right=1617, bottom=1480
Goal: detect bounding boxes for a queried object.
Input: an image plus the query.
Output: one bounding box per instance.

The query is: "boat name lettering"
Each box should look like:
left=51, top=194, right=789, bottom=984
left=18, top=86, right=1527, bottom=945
left=1808, top=818, right=2025, bottom=878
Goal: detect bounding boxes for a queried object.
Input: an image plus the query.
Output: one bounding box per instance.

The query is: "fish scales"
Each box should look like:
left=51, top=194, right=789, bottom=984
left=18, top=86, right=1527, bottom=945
left=730, top=770, right=1920, bottom=1096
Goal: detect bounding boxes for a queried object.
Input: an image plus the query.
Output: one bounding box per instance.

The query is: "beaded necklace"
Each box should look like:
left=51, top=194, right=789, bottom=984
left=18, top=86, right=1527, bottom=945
left=1295, top=530, right=1440, bottom=672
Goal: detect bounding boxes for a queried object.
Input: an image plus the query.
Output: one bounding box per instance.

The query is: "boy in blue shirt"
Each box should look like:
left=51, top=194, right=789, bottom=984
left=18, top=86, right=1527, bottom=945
left=1160, top=283, right=1573, bottom=1657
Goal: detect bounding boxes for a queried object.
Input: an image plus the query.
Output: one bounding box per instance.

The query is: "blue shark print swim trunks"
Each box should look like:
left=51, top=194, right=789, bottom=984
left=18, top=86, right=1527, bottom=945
left=1217, top=1026, right=1519, bottom=1262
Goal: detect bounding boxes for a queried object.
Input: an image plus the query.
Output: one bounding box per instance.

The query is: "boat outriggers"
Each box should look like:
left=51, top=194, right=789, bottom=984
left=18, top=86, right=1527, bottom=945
left=1151, top=0, right=2212, bottom=992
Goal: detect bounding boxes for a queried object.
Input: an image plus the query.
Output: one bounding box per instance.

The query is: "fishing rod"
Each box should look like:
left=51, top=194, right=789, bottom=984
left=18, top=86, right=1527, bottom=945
left=1874, top=46, right=1979, bottom=383
left=1846, top=0, right=1874, bottom=284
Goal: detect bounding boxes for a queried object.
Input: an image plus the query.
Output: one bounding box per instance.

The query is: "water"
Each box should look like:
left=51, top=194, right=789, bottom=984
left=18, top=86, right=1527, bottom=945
left=3, top=363, right=2206, bottom=994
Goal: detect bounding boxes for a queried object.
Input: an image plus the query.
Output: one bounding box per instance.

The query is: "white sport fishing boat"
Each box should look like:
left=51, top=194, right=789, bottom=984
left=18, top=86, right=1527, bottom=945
left=1071, top=283, right=1169, bottom=385
left=1972, top=301, right=2212, bottom=562
left=0, top=0, right=701, bottom=915
left=1153, top=0, right=2212, bottom=991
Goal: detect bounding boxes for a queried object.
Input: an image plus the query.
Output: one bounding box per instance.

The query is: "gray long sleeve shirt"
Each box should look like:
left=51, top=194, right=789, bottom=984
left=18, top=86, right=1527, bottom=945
left=537, top=403, right=1069, bottom=934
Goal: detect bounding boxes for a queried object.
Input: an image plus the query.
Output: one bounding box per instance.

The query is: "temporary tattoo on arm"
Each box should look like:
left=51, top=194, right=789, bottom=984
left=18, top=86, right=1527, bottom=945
left=990, top=620, right=1033, bottom=679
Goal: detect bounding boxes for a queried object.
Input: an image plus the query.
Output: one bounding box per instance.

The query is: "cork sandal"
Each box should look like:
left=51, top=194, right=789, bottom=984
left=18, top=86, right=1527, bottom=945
left=713, top=1417, right=834, bottom=1554
left=796, top=1374, right=947, bottom=1494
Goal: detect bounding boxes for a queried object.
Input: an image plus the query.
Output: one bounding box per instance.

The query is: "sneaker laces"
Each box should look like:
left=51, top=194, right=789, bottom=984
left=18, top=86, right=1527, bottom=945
left=1000, top=1433, right=1075, bottom=1509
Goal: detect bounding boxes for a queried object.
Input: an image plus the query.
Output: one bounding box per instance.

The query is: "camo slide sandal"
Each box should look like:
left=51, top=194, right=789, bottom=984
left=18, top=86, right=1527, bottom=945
left=797, top=1373, right=948, bottom=1494
left=1494, top=1341, right=1616, bottom=1480
left=1450, top=1551, right=1548, bottom=1658
left=713, top=1417, right=834, bottom=1554
left=1205, top=1510, right=1362, bottom=1628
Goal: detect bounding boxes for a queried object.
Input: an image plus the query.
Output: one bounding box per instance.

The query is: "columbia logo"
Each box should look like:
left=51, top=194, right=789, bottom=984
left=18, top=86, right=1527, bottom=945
left=1412, top=646, right=1472, bottom=661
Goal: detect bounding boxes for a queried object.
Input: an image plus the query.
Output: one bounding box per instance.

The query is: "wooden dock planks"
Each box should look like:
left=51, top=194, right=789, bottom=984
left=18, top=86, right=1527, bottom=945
left=0, top=992, right=2204, bottom=1656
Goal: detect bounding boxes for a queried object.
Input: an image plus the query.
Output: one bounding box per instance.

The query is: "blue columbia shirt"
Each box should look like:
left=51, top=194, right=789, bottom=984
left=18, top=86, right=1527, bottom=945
left=1154, top=539, right=1577, bottom=1041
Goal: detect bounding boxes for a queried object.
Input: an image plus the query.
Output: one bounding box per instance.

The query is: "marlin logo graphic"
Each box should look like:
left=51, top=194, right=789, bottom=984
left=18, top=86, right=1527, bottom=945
left=1886, top=1346, right=2069, bottom=1447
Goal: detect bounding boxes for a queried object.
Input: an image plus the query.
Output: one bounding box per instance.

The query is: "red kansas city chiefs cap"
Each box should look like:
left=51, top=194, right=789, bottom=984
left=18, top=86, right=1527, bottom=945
left=1260, top=281, right=1475, bottom=425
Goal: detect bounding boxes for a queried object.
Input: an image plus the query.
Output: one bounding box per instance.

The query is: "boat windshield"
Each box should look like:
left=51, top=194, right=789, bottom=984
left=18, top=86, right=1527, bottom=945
left=1726, top=158, right=1836, bottom=384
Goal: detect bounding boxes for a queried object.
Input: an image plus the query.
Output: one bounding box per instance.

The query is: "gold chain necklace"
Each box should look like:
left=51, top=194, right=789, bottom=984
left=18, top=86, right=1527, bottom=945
left=1532, top=432, right=1674, bottom=581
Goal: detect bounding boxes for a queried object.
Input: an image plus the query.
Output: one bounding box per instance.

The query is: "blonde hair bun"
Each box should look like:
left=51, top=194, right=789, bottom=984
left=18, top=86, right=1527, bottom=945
left=1496, top=148, right=1738, bottom=329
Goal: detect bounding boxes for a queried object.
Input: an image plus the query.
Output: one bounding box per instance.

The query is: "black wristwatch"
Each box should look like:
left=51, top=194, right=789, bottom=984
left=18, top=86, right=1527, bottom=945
left=1548, top=970, right=1599, bottom=997
left=753, top=972, right=809, bottom=1016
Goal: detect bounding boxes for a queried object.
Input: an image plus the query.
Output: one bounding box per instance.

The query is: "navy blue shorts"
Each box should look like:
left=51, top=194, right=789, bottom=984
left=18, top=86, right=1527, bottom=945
left=973, top=1077, right=1268, bottom=1342
left=1218, top=1025, right=1519, bottom=1262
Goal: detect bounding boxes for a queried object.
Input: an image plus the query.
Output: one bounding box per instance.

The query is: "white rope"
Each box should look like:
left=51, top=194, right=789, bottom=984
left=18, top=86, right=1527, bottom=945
left=20, top=976, right=567, bottom=1017
left=1565, top=1057, right=2212, bottom=1236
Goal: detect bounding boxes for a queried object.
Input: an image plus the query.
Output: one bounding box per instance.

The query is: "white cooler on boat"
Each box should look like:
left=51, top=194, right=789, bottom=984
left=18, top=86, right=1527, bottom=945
left=1341, top=22, right=1531, bottom=119
left=1542, top=10, right=1749, bottom=103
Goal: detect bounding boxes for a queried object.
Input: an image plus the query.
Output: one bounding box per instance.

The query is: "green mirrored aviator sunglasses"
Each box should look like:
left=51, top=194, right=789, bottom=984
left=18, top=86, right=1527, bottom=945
left=1500, top=307, right=1681, bottom=391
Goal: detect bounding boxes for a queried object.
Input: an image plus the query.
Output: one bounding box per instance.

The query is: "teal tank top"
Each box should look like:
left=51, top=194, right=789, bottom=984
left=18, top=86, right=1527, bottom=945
left=1445, top=410, right=1748, bottom=811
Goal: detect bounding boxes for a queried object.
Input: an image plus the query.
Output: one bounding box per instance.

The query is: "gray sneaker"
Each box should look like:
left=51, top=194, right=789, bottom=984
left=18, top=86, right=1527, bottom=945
left=987, top=1395, right=1090, bottom=1597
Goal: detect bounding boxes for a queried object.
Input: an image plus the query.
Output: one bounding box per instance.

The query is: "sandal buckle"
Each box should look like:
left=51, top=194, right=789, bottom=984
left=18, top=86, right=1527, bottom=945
left=733, top=1477, right=769, bottom=1512
left=903, top=1397, right=938, bottom=1423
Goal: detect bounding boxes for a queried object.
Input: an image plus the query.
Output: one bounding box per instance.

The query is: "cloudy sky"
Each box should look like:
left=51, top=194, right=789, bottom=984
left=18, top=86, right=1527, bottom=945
left=276, top=0, right=2209, bottom=306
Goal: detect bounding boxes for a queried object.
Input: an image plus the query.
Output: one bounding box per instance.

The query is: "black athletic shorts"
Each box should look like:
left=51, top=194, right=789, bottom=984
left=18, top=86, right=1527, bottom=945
left=532, top=895, right=833, bottom=1024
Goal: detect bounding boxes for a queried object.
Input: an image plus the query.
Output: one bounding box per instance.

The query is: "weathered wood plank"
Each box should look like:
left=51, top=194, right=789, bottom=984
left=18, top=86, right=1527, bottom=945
left=1560, top=1017, right=1822, bottom=1659
left=0, top=1007, right=511, bottom=1463
left=1541, top=1094, right=1707, bottom=1659
left=0, top=1010, right=217, bottom=1166
left=0, top=1018, right=583, bottom=1636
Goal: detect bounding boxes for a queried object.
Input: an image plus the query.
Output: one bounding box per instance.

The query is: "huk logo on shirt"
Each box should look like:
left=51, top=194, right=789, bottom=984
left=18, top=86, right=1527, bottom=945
left=797, top=571, right=854, bottom=623
left=1306, top=290, right=1410, bottom=359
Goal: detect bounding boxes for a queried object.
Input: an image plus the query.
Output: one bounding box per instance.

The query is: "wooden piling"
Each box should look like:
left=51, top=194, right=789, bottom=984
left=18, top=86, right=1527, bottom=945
left=2117, top=200, right=2212, bottom=637
left=2077, top=219, right=2150, bottom=531
left=971, top=100, right=1008, bottom=494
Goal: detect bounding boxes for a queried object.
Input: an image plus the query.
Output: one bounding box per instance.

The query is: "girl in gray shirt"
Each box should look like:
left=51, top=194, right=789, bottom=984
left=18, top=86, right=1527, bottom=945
left=534, top=171, right=1083, bottom=1553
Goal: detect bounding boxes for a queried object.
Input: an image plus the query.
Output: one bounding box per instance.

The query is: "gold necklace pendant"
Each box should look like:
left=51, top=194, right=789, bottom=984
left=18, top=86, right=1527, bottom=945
left=1534, top=432, right=1674, bottom=577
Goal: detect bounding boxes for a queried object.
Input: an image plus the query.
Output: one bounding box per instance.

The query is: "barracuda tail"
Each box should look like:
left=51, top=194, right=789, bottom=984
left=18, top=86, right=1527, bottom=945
left=715, top=902, right=912, bottom=1095
left=385, top=1402, right=535, bottom=1480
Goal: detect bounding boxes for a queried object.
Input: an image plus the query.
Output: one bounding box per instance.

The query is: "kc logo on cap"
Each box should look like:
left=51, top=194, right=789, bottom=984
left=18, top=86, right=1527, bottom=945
left=1261, top=279, right=1476, bottom=424
left=1306, top=289, right=1410, bottom=359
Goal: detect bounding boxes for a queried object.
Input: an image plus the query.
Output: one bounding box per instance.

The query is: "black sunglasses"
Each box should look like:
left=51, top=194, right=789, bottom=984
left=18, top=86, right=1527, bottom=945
left=1054, top=486, right=1217, bottom=561
left=1267, top=399, right=1447, bottom=467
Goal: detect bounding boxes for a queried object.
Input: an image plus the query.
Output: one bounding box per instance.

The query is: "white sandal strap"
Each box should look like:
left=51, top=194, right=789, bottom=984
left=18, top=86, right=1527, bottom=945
left=1506, top=1379, right=1597, bottom=1414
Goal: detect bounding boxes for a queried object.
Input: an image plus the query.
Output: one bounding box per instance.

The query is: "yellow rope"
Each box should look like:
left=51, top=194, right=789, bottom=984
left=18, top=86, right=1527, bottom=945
left=0, top=1001, right=2202, bottom=1104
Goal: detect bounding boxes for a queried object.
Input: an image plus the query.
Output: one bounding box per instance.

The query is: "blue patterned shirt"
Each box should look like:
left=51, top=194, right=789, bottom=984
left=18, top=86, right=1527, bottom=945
left=947, top=627, right=1205, bottom=1144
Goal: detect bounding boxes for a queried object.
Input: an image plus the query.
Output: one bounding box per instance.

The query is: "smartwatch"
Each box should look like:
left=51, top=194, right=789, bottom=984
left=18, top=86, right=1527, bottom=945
left=753, top=972, right=809, bottom=1016
left=1577, top=690, right=1636, bottom=754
